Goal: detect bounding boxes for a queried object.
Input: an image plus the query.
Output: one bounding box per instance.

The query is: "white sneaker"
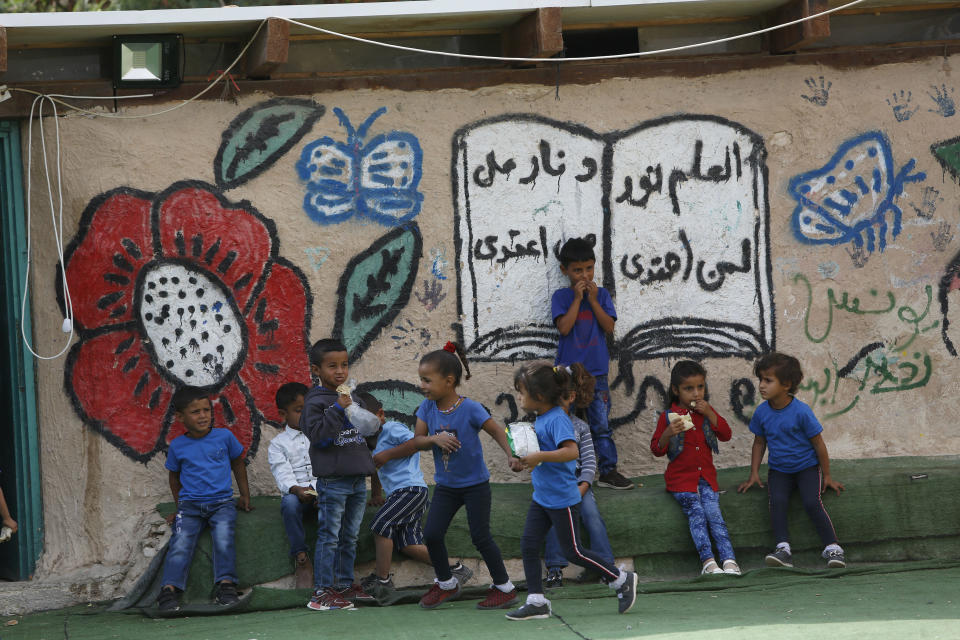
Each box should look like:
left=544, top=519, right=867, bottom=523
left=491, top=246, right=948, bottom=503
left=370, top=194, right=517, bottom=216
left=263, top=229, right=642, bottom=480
left=701, top=559, right=723, bottom=575
left=722, top=560, right=742, bottom=575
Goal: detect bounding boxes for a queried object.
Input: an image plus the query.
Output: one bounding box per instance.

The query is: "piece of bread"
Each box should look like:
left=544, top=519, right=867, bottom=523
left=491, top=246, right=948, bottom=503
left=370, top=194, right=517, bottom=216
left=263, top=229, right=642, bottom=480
left=667, top=412, right=694, bottom=431
left=336, top=384, right=352, bottom=395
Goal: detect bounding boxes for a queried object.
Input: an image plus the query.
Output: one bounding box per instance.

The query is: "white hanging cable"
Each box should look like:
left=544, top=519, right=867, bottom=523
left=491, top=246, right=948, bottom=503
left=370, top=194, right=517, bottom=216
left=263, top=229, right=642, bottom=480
left=279, top=0, right=864, bottom=64
left=9, top=19, right=264, bottom=120
left=22, top=93, right=74, bottom=360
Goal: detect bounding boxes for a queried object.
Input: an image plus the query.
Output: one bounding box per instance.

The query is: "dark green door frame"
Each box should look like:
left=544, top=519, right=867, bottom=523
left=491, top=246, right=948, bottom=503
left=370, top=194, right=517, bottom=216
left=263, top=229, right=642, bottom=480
left=0, top=119, right=43, bottom=580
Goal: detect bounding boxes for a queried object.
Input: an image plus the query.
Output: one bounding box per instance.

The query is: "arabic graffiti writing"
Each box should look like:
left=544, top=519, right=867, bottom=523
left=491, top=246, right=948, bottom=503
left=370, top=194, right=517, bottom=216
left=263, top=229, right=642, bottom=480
left=789, top=131, right=926, bottom=253
left=799, top=345, right=933, bottom=419
left=296, top=107, right=424, bottom=226
left=792, top=273, right=939, bottom=348
left=454, top=114, right=774, bottom=362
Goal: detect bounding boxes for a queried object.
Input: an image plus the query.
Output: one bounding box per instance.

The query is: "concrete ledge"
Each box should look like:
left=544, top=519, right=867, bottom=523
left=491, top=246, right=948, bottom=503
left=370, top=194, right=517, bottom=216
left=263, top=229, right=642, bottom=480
left=149, top=456, right=959, bottom=603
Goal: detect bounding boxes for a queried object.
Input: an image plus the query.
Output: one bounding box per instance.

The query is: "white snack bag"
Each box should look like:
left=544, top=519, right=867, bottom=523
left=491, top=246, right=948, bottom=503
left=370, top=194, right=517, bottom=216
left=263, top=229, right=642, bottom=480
left=506, top=422, right=540, bottom=458
left=337, top=378, right=380, bottom=437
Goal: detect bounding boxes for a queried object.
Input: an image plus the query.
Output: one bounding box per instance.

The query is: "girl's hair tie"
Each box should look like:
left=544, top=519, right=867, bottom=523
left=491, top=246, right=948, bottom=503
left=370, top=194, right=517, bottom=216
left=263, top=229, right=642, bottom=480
left=565, top=366, right=573, bottom=374
left=443, top=341, right=457, bottom=354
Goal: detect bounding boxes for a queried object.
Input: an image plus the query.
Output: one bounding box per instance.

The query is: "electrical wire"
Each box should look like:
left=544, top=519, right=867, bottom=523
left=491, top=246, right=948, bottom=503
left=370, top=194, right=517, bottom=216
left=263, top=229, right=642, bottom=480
left=9, top=19, right=264, bottom=119
left=22, top=94, right=74, bottom=360
left=278, top=0, right=865, bottom=63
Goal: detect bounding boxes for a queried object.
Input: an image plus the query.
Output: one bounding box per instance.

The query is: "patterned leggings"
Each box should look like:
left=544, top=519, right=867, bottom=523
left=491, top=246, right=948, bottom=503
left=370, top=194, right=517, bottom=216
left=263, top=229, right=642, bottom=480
left=671, top=477, right=736, bottom=564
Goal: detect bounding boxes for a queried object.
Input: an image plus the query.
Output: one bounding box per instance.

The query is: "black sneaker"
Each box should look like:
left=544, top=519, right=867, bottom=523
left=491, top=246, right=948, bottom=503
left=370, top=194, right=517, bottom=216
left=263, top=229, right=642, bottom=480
left=450, top=561, right=474, bottom=586
left=597, top=470, right=634, bottom=490
left=157, top=586, right=181, bottom=612
left=215, top=581, right=239, bottom=605
left=616, top=571, right=638, bottom=614
left=824, top=548, right=846, bottom=568
left=544, top=568, right=563, bottom=588
left=361, top=572, right=394, bottom=591
left=765, top=547, right=793, bottom=567
left=505, top=602, right=551, bottom=620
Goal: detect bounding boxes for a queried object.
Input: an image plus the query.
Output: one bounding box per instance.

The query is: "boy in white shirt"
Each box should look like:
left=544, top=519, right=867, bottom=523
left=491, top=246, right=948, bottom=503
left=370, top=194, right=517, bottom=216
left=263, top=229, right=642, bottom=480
left=268, top=382, right=316, bottom=589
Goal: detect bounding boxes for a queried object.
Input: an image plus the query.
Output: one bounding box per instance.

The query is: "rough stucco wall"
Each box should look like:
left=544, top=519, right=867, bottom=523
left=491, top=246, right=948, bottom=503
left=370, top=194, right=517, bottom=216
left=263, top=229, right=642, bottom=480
left=22, top=55, right=960, bottom=578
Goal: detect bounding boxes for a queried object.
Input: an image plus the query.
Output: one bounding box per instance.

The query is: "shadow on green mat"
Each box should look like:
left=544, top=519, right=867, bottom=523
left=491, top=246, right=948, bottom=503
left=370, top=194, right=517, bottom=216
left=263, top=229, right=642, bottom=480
left=6, top=561, right=960, bottom=640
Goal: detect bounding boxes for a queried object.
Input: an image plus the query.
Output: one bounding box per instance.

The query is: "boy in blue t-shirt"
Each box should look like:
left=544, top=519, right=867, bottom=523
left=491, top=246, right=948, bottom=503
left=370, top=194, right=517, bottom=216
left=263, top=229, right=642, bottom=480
left=737, top=352, right=846, bottom=569
left=358, top=393, right=472, bottom=593
left=551, top=237, right=632, bottom=490
left=157, top=386, right=251, bottom=612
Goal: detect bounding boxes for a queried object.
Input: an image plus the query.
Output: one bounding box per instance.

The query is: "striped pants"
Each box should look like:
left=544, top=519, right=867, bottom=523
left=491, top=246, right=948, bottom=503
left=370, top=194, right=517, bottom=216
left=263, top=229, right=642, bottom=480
left=370, top=486, right=428, bottom=549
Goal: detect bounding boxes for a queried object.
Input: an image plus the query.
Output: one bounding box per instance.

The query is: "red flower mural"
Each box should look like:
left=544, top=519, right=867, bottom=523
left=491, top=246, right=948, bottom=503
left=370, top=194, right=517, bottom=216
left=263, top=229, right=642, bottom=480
left=63, top=180, right=312, bottom=462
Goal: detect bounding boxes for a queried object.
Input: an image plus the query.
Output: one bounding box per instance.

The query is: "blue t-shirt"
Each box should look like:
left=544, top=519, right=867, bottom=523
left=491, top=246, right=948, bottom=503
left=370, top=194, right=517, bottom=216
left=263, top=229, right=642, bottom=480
left=551, top=286, right=617, bottom=376
left=416, top=397, right=491, bottom=488
left=531, top=407, right=582, bottom=509
left=166, top=428, right=243, bottom=502
left=748, top=398, right=823, bottom=473
left=374, top=420, right=426, bottom=496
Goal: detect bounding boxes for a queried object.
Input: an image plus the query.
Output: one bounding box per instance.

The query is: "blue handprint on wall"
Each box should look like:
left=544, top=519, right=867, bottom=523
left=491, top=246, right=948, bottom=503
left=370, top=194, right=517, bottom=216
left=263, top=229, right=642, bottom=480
left=296, top=107, right=424, bottom=226
left=886, top=90, right=919, bottom=122
left=928, top=85, right=956, bottom=118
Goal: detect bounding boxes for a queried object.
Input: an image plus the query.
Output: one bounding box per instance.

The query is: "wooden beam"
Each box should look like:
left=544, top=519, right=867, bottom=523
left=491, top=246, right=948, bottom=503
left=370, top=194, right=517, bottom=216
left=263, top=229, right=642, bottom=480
left=768, top=0, right=831, bottom=54
left=0, top=27, right=7, bottom=75
left=246, top=18, right=289, bottom=79
left=3, top=40, right=959, bottom=119
left=502, top=8, right=564, bottom=62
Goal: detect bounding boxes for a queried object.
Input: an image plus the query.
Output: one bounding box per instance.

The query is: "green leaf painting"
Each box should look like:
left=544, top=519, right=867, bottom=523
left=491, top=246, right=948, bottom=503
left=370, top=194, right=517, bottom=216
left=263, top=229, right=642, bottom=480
left=355, top=380, right=425, bottom=428
left=931, top=136, right=960, bottom=183
left=334, top=224, right=423, bottom=362
left=214, top=98, right=325, bottom=190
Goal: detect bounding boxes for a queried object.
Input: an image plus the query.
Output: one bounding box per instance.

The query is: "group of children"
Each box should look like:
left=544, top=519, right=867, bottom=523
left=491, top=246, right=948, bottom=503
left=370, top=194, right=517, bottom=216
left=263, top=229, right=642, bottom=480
left=155, top=237, right=846, bottom=621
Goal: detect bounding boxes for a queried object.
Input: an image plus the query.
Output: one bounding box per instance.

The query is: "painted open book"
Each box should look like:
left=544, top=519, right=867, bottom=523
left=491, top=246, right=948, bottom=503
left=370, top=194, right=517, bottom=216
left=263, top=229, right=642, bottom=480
left=453, top=113, right=774, bottom=362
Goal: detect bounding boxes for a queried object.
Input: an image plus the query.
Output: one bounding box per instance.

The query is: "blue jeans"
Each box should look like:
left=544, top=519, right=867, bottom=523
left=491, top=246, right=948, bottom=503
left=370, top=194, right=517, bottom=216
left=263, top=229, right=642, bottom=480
left=314, top=475, right=367, bottom=589
left=281, top=493, right=318, bottom=557
left=671, top=477, right=735, bottom=563
left=161, top=498, right=237, bottom=590
left=544, top=488, right=614, bottom=569
left=587, top=375, right=618, bottom=474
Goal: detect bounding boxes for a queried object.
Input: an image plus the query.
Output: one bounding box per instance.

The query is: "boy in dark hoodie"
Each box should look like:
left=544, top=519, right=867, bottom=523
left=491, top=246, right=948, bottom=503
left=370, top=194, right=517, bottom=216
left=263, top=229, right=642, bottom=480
left=301, top=338, right=381, bottom=611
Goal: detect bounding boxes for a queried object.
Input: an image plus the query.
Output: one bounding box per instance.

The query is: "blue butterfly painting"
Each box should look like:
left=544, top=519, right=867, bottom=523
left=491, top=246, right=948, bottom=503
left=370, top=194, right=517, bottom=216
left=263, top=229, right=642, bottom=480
left=296, top=107, right=424, bottom=226
left=789, top=131, right=926, bottom=253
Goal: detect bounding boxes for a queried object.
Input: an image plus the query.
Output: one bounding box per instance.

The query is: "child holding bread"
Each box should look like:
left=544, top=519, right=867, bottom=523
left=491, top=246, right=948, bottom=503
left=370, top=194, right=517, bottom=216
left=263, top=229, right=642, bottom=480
left=651, top=360, right=740, bottom=576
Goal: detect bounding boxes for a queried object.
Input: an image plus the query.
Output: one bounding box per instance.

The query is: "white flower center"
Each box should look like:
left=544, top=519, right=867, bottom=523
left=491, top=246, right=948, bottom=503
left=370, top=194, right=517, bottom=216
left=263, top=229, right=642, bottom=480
left=139, top=262, right=244, bottom=387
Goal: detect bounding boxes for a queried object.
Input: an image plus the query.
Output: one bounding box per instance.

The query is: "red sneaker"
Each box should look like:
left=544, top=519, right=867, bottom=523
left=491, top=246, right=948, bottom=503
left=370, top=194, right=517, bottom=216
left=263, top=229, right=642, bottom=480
left=339, top=583, right=377, bottom=604
left=307, top=587, right=355, bottom=611
left=476, top=586, right=518, bottom=609
left=419, top=582, right=461, bottom=609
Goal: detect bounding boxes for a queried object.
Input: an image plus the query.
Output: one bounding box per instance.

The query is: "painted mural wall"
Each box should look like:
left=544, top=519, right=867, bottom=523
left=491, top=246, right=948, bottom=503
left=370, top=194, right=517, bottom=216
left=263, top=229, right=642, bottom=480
left=22, top=56, right=960, bottom=578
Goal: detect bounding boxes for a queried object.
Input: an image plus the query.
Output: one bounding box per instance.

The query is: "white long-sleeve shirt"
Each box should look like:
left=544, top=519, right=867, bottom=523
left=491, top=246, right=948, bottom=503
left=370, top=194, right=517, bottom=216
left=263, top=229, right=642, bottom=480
left=267, top=426, right=316, bottom=494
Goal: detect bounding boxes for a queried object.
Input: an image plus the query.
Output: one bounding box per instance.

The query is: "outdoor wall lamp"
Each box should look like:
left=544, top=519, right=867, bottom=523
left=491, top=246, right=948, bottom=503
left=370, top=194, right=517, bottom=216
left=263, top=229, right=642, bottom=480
left=112, top=34, right=183, bottom=89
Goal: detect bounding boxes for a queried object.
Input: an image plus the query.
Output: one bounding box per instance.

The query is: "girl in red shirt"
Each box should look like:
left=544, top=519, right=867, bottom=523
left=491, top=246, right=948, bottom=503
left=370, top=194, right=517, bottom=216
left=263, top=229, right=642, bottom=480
left=651, top=361, right=740, bottom=576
